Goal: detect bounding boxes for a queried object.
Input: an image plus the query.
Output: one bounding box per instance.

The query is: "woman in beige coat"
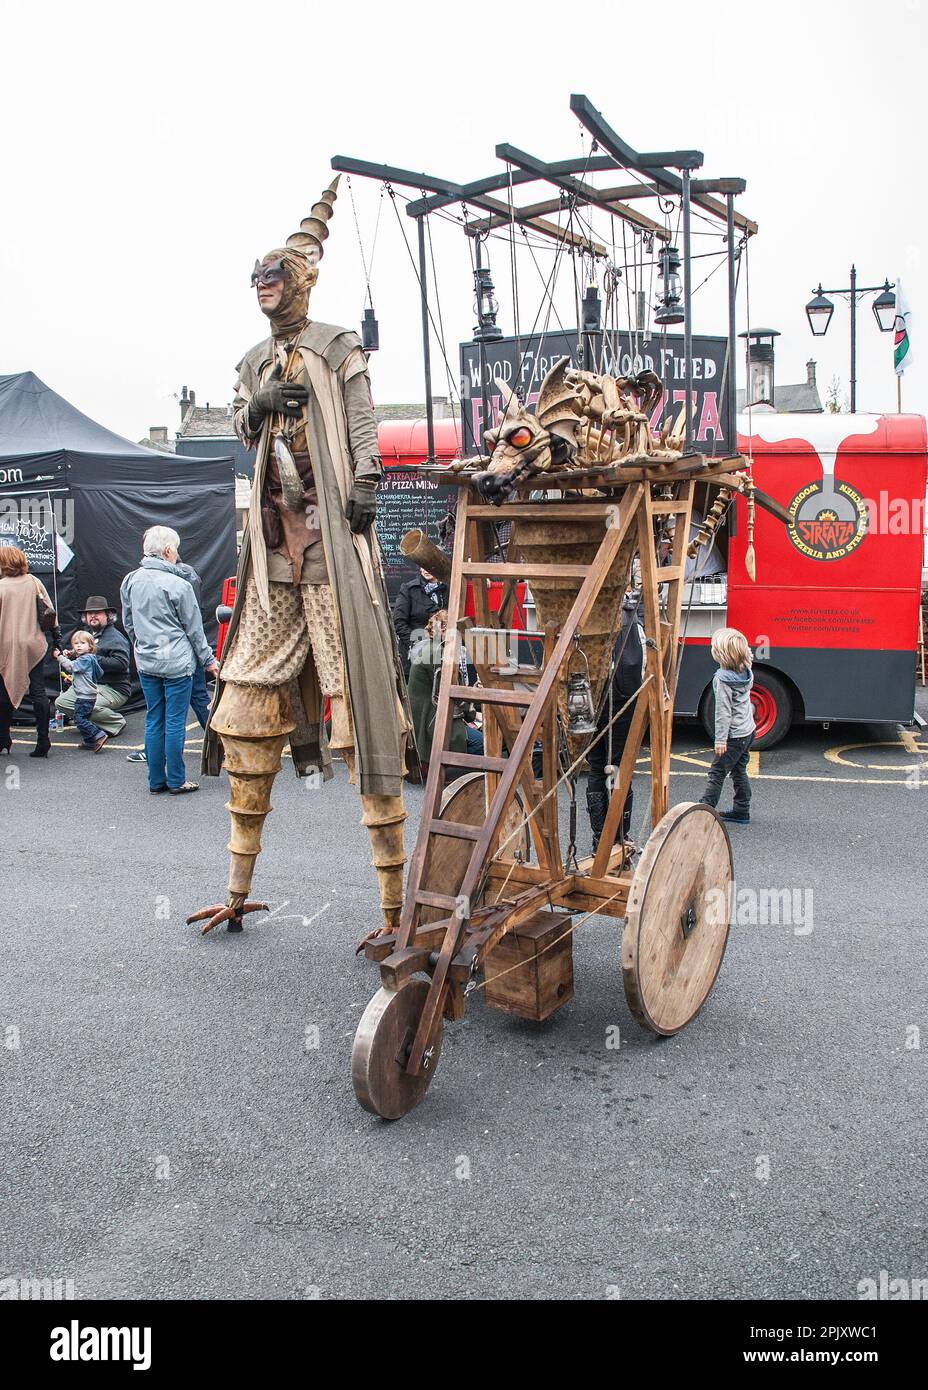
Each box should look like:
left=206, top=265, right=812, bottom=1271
left=0, top=546, right=56, bottom=757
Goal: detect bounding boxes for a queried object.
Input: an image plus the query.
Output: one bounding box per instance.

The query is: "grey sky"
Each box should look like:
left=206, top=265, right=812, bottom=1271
left=1, top=0, right=924, bottom=441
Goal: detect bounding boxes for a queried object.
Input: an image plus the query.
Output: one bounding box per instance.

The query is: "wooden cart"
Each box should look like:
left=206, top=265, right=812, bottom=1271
left=352, top=450, right=746, bottom=1119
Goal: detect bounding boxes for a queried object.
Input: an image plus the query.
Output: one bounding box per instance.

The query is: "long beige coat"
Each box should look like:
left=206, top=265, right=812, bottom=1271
left=0, top=573, right=52, bottom=707
left=202, top=321, right=414, bottom=797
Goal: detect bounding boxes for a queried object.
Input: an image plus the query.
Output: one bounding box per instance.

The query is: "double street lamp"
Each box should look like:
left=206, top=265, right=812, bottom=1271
left=805, top=267, right=895, bottom=412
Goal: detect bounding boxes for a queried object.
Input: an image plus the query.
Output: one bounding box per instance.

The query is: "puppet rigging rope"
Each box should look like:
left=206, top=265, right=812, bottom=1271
left=386, top=185, right=463, bottom=417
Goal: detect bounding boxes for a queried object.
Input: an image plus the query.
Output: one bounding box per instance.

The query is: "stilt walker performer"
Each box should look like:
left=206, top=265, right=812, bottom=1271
left=188, top=177, right=413, bottom=942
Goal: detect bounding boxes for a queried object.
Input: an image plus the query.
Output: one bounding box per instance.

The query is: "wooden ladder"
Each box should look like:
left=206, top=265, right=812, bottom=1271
left=398, top=485, right=644, bottom=1073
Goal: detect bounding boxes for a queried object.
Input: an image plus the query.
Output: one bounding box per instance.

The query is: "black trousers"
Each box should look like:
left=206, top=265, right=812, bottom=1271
left=700, top=732, right=753, bottom=815
left=0, top=658, right=50, bottom=741
left=586, top=711, right=634, bottom=848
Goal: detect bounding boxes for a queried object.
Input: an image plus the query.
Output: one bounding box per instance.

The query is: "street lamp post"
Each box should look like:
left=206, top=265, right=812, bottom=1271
left=804, top=268, right=895, bottom=412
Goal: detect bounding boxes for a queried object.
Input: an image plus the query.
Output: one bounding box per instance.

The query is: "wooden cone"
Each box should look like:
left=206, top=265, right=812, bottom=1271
left=215, top=693, right=291, bottom=902
left=360, top=794, right=407, bottom=932
left=211, top=682, right=295, bottom=741
left=400, top=529, right=452, bottom=584
left=226, top=768, right=280, bottom=897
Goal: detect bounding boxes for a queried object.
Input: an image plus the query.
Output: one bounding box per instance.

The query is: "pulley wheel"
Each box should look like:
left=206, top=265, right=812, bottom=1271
left=352, top=979, right=443, bottom=1119
left=622, top=801, right=732, bottom=1036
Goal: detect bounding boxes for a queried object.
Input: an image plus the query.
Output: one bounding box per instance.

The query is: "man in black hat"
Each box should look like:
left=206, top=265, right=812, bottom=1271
left=54, top=595, right=130, bottom=737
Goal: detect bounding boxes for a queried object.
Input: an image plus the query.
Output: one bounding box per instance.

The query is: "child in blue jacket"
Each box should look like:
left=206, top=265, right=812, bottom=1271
left=57, top=630, right=107, bottom=752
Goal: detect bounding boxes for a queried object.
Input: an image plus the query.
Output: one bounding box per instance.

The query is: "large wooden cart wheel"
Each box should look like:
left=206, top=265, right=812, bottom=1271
left=622, top=802, right=732, bottom=1036
left=352, top=979, right=443, bottom=1120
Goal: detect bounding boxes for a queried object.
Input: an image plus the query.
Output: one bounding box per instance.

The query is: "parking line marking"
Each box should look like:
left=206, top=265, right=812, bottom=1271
left=898, top=727, right=922, bottom=754
left=635, top=768, right=923, bottom=787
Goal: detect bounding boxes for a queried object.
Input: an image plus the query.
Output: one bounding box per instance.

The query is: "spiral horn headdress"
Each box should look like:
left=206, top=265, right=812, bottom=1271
left=286, top=176, right=340, bottom=267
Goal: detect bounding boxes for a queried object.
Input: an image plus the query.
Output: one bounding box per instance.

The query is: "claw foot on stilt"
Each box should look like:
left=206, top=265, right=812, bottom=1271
left=186, top=901, right=269, bottom=936
left=354, top=924, right=396, bottom=956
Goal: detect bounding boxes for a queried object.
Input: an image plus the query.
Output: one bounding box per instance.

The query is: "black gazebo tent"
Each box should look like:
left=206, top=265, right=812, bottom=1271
left=0, top=371, right=237, bottom=708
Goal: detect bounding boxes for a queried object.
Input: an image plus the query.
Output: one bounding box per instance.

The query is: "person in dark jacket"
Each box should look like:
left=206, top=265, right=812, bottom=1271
left=54, top=595, right=130, bottom=736
left=586, top=591, right=644, bottom=853
left=405, top=608, right=468, bottom=778
left=392, top=568, right=449, bottom=676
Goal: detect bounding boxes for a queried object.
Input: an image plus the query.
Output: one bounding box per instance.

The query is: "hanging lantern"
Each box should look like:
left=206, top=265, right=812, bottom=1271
left=565, top=643, right=597, bottom=737
left=655, top=245, right=684, bottom=326
left=361, top=306, right=380, bottom=352
left=474, top=265, right=502, bottom=341
left=581, top=282, right=602, bottom=333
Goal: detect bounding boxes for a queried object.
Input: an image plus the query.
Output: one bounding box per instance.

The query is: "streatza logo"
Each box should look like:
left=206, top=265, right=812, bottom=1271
left=787, top=479, right=868, bottom=562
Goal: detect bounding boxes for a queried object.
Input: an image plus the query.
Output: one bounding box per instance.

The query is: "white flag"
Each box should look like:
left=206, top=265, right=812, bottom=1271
left=56, top=533, right=74, bottom=570
left=894, top=276, right=913, bottom=375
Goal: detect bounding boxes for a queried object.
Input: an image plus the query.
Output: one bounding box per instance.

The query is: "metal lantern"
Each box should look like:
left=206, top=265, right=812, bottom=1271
left=361, top=306, right=380, bottom=352
left=872, top=282, right=896, bottom=333
left=655, top=245, right=684, bottom=326
left=805, top=286, right=834, bottom=336
left=473, top=265, right=502, bottom=341
left=565, top=644, right=597, bottom=737
left=581, top=282, right=602, bottom=332
left=581, top=282, right=603, bottom=369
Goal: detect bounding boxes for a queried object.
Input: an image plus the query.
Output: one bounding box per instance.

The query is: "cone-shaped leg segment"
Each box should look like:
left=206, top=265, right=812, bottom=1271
left=360, top=793, right=407, bottom=933
left=189, top=682, right=294, bottom=932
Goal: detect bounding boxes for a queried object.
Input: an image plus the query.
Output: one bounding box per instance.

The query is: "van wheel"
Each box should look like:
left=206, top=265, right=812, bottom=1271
left=699, top=669, right=793, bottom=751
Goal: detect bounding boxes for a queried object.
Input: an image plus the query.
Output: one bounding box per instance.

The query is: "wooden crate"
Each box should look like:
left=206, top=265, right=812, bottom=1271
left=483, top=911, right=574, bottom=1021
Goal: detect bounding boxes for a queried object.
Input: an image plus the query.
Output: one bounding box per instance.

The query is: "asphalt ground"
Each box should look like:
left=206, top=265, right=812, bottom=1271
left=1, top=691, right=926, bottom=1301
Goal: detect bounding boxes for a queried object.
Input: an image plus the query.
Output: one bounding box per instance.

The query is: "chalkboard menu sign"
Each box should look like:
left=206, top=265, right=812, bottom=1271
left=377, top=467, right=456, bottom=601
left=460, top=329, right=729, bottom=456
left=0, top=500, right=56, bottom=572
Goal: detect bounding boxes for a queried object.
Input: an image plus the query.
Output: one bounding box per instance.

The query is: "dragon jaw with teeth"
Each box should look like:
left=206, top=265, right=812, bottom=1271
left=463, top=356, right=688, bottom=499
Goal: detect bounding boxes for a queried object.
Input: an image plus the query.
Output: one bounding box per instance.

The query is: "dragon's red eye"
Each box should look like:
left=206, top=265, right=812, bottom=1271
left=510, top=426, right=533, bottom=448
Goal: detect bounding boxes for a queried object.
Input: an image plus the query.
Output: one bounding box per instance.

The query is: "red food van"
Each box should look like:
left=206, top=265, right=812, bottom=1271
left=676, top=411, right=927, bottom=746
left=377, top=411, right=927, bottom=748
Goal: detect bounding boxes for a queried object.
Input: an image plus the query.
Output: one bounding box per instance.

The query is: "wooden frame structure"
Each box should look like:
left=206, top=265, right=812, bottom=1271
left=352, top=451, right=744, bottom=1118
left=341, top=98, right=757, bottom=1119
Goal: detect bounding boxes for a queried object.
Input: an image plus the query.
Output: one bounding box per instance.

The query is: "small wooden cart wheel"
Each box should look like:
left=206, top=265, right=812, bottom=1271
left=352, top=979, right=443, bottom=1120
left=622, top=802, right=732, bottom=1036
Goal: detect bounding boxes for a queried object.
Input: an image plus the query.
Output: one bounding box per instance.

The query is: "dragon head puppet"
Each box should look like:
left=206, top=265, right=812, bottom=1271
left=471, top=358, right=681, bottom=502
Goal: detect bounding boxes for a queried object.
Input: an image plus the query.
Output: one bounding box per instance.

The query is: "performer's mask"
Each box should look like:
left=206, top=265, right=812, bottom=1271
left=253, top=249, right=318, bottom=333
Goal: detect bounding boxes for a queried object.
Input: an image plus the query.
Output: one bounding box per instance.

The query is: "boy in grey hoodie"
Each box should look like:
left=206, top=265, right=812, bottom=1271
left=699, top=627, right=756, bottom=825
